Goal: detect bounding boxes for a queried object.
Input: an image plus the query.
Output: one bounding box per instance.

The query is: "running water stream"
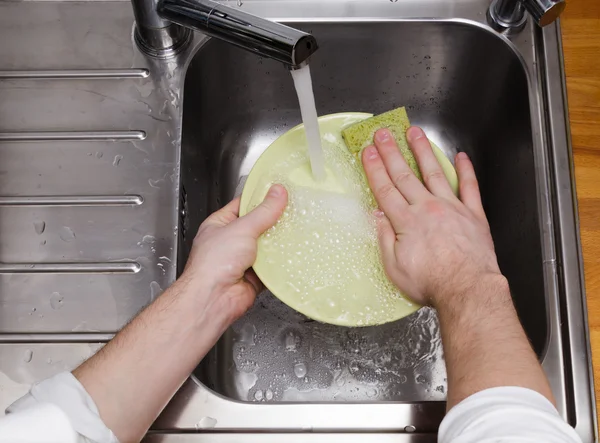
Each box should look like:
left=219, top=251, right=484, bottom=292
left=290, top=64, right=326, bottom=181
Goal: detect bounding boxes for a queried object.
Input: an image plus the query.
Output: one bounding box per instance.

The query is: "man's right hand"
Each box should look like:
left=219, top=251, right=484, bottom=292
left=361, top=126, right=505, bottom=307
left=362, top=126, right=555, bottom=410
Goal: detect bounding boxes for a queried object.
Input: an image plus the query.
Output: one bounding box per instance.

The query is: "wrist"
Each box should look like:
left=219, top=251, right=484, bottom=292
left=433, top=273, right=512, bottom=316
left=170, top=272, right=236, bottom=334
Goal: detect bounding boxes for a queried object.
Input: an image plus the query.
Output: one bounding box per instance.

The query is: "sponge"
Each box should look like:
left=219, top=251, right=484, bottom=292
left=341, top=107, right=422, bottom=181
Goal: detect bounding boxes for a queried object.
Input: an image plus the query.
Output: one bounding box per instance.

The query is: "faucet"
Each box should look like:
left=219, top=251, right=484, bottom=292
left=487, top=0, right=566, bottom=33
left=130, top=0, right=318, bottom=66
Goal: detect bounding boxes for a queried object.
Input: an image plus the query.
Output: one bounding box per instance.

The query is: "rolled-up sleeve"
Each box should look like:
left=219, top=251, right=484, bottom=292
left=3, top=372, right=118, bottom=443
left=439, top=386, right=582, bottom=443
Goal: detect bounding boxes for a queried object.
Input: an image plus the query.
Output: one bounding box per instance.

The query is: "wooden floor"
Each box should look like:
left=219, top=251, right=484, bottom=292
left=562, top=0, right=600, bottom=426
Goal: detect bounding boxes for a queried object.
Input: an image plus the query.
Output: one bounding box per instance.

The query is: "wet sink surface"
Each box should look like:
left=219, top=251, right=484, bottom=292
left=179, top=21, right=546, bottom=402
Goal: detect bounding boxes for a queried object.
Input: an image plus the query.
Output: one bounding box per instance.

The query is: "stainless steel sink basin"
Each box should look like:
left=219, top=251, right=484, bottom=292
left=180, top=20, right=545, bottom=403
left=0, top=0, right=595, bottom=441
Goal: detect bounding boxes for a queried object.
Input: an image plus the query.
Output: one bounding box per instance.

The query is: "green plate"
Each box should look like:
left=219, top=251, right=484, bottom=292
left=240, top=112, right=458, bottom=326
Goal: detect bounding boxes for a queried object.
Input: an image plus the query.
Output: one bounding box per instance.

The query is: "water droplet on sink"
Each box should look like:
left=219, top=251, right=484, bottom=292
left=148, top=178, right=162, bottom=188
left=95, top=151, right=103, bottom=159
left=195, top=416, right=217, bottom=429
left=23, top=350, right=33, bottom=363
left=265, top=388, right=273, bottom=401
left=50, top=292, right=64, bottom=310
left=254, top=389, right=263, bottom=401
left=113, top=155, right=123, bottom=166
left=59, top=226, right=76, bottom=242
left=239, top=324, right=256, bottom=346
left=294, top=362, right=307, bottom=378
left=142, top=235, right=155, bottom=244
left=33, top=220, right=45, bottom=235
left=284, top=331, right=298, bottom=351
left=150, top=281, right=163, bottom=301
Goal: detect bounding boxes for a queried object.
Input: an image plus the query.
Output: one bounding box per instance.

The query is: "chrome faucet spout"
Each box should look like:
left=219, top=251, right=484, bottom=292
left=131, top=0, right=318, bottom=65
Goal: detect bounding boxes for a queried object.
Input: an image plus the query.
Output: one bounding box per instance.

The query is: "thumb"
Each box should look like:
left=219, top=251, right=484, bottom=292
left=235, top=184, right=288, bottom=239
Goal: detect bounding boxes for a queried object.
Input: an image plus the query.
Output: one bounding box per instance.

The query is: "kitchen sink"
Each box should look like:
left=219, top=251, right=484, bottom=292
left=164, top=5, right=594, bottom=436
left=0, top=0, right=594, bottom=441
left=180, top=20, right=545, bottom=403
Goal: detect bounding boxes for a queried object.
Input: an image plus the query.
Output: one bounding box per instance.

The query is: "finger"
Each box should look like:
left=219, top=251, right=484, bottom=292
left=407, top=127, right=455, bottom=200
left=200, top=198, right=240, bottom=230
left=374, top=209, right=397, bottom=265
left=362, top=145, right=409, bottom=231
left=233, top=184, right=288, bottom=239
left=455, top=152, right=487, bottom=222
left=243, top=269, right=264, bottom=294
left=374, top=129, right=430, bottom=204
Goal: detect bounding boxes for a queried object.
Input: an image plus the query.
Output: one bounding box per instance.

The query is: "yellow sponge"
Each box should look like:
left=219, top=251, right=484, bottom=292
left=341, top=107, right=422, bottom=181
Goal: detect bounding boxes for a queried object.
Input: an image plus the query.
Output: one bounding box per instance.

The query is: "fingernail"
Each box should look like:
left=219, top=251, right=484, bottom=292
left=364, top=145, right=379, bottom=160
left=375, top=129, right=391, bottom=142
left=406, top=126, right=425, bottom=142
left=373, top=209, right=385, bottom=218
left=268, top=184, right=282, bottom=197
left=456, top=152, right=468, bottom=161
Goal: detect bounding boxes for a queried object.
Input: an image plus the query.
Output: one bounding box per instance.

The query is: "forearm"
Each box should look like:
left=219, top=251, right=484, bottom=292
left=435, top=275, right=554, bottom=410
left=73, top=274, right=231, bottom=443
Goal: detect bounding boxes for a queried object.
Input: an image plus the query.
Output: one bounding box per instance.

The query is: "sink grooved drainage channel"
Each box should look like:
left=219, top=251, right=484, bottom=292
left=0, top=262, right=142, bottom=274
left=0, top=195, right=144, bottom=206
left=0, top=69, right=150, bottom=79
left=0, top=333, right=115, bottom=343
left=0, top=131, right=146, bottom=142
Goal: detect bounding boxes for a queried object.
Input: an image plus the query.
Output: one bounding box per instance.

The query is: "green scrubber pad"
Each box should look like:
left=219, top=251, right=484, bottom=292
left=341, top=107, right=422, bottom=181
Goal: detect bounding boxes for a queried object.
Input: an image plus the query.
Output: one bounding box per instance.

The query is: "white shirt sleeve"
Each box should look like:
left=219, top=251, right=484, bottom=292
left=0, top=375, right=582, bottom=443
left=1, top=372, right=119, bottom=443
left=439, top=386, right=583, bottom=443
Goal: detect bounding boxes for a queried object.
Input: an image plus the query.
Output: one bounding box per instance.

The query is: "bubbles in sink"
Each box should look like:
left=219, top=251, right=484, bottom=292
left=228, top=294, right=446, bottom=402
left=265, top=388, right=274, bottom=400
left=293, top=362, right=307, bottom=378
